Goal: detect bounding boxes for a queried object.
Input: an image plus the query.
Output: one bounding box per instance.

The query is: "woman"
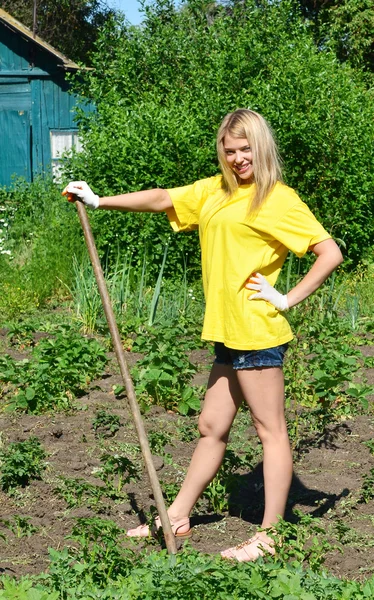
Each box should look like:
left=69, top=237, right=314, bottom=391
left=63, top=109, right=343, bottom=561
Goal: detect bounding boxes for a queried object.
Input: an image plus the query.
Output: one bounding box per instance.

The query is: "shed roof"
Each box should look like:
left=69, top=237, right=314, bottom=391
left=0, top=8, right=82, bottom=71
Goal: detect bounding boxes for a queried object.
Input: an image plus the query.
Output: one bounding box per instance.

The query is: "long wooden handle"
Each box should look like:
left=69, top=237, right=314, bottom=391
left=76, top=201, right=177, bottom=554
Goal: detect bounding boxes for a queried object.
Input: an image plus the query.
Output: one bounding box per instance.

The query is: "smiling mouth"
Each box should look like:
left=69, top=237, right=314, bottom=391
left=234, top=163, right=251, bottom=173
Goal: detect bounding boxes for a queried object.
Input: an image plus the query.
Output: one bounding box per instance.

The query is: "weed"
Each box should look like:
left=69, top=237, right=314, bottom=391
left=0, top=177, right=83, bottom=321
left=92, top=410, right=121, bottom=438
left=268, top=511, right=339, bottom=572
left=61, top=517, right=135, bottom=585
left=0, top=578, right=59, bottom=599
left=0, top=283, right=40, bottom=322
left=6, top=322, right=38, bottom=348
left=203, top=475, right=230, bottom=513
left=202, top=448, right=257, bottom=513
left=96, top=452, right=139, bottom=494
left=0, top=436, right=47, bottom=493
left=0, top=515, right=39, bottom=538
left=360, top=468, right=374, bottom=503
left=176, top=418, right=198, bottom=443
left=333, top=518, right=361, bottom=545
left=106, top=441, right=140, bottom=459
left=160, top=480, right=180, bottom=504
left=284, top=312, right=373, bottom=450
left=147, top=429, right=173, bottom=454
left=54, top=477, right=104, bottom=509
left=363, top=439, right=374, bottom=455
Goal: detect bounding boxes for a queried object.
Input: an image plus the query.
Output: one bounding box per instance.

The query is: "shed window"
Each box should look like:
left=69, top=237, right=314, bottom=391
left=50, top=130, right=82, bottom=181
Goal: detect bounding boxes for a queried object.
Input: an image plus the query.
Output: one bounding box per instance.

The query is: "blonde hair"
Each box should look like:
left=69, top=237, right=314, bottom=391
left=216, top=109, right=283, bottom=213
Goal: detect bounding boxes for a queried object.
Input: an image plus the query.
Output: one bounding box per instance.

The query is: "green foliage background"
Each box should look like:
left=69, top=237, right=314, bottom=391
left=0, top=177, right=84, bottom=316
left=298, top=0, right=374, bottom=73
left=64, top=0, right=374, bottom=278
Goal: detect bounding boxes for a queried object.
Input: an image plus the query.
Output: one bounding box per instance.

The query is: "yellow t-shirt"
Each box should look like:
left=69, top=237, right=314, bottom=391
left=167, top=175, right=331, bottom=350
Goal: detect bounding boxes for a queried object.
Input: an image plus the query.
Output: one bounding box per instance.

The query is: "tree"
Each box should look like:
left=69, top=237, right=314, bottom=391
left=327, top=0, right=374, bottom=70
left=0, top=0, right=119, bottom=64
left=298, top=0, right=374, bottom=72
left=65, top=0, right=374, bottom=275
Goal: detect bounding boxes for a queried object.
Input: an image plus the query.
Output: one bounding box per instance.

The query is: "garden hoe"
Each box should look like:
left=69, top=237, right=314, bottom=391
left=64, top=194, right=177, bottom=555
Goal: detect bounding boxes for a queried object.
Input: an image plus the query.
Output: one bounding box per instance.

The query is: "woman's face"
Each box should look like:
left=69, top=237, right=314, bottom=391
left=223, top=133, right=254, bottom=183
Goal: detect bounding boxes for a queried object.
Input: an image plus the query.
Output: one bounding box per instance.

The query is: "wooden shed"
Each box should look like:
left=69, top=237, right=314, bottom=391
left=0, top=8, right=91, bottom=187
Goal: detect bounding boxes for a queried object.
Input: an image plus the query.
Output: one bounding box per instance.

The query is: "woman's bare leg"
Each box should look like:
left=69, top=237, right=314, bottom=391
left=236, top=366, right=292, bottom=529
left=221, top=366, right=292, bottom=560
left=167, top=362, right=243, bottom=523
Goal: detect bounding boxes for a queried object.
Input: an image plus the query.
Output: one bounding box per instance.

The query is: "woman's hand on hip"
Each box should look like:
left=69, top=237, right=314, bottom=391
left=246, top=273, right=289, bottom=311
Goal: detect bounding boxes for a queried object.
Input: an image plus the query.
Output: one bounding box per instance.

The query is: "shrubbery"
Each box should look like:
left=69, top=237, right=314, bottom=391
left=64, top=0, right=374, bottom=275
left=0, top=177, right=85, bottom=317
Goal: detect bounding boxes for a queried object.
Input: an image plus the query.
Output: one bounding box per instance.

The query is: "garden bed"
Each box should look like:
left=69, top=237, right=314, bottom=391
left=0, top=327, right=374, bottom=583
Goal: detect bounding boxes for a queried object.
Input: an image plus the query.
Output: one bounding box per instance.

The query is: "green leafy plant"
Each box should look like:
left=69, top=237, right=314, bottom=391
left=0, top=577, right=59, bottom=600
left=6, top=322, right=38, bottom=349
left=0, top=329, right=107, bottom=413
left=363, top=439, right=374, bottom=455
left=0, top=515, right=39, bottom=538
left=28, top=541, right=374, bottom=599
left=203, top=448, right=257, bottom=513
left=54, top=477, right=105, bottom=510
left=63, top=517, right=135, bottom=585
left=0, top=436, right=47, bottom=493
left=0, top=176, right=84, bottom=321
left=4, top=536, right=374, bottom=599
left=131, top=325, right=201, bottom=414
left=176, top=418, right=198, bottom=443
left=284, top=300, right=373, bottom=450
left=360, top=468, right=374, bottom=503
left=96, top=452, right=139, bottom=494
left=147, top=430, right=173, bottom=455
left=268, top=511, right=339, bottom=572
left=160, top=481, right=180, bottom=505
left=92, top=410, right=121, bottom=438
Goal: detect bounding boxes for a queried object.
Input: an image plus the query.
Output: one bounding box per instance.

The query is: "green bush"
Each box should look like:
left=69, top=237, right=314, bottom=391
left=0, top=177, right=85, bottom=318
left=65, top=0, right=374, bottom=273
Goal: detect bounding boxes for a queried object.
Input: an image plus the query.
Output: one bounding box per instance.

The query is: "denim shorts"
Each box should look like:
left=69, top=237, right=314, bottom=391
left=214, top=342, right=288, bottom=370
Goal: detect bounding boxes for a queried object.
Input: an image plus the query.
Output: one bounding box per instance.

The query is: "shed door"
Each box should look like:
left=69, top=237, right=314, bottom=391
left=0, top=83, right=32, bottom=186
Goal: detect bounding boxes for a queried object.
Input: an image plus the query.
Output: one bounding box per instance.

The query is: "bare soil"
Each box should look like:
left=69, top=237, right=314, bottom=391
left=0, top=330, right=374, bottom=582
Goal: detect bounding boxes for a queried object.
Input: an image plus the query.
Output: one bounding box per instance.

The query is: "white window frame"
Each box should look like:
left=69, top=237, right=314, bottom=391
left=50, top=130, right=83, bottom=182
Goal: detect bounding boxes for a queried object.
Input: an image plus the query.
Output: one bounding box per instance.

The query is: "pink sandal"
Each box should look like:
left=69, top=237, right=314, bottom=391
left=220, top=534, right=275, bottom=562
left=127, top=516, right=191, bottom=539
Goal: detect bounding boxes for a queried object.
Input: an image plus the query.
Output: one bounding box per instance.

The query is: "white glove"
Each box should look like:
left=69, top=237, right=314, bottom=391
left=246, top=272, right=289, bottom=311
left=62, top=181, right=100, bottom=209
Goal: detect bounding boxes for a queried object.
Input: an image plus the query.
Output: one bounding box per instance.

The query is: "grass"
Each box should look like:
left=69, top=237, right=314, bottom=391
left=0, top=177, right=84, bottom=323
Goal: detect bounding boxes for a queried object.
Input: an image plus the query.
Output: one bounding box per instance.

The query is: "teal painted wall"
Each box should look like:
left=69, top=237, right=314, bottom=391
left=0, top=22, right=92, bottom=186
left=0, top=81, right=32, bottom=183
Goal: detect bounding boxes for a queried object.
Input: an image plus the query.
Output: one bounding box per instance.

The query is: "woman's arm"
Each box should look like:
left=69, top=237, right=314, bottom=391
left=99, top=188, right=173, bottom=212
left=286, top=238, right=343, bottom=308
left=246, top=238, right=343, bottom=310
left=63, top=181, right=173, bottom=213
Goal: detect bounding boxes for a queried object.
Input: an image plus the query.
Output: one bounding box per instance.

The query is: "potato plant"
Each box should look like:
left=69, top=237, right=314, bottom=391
left=0, top=436, right=47, bottom=493
left=0, top=329, right=107, bottom=413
